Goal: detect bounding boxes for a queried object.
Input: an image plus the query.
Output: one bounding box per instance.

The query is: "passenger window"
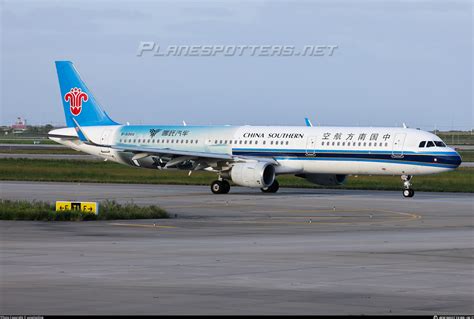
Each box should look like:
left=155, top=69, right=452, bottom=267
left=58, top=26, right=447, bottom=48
left=286, top=141, right=289, bottom=145
left=239, top=140, right=242, bottom=144
left=244, top=140, right=247, bottom=144
left=255, top=141, right=258, bottom=145
left=263, top=141, right=266, bottom=145
left=270, top=141, right=274, bottom=145
left=275, top=141, right=278, bottom=145
left=419, top=141, right=426, bottom=148
left=426, top=141, right=435, bottom=148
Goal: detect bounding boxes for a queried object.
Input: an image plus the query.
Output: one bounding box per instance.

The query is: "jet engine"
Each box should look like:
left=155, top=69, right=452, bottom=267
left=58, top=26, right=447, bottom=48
left=297, top=173, right=347, bottom=186
left=230, top=162, right=275, bottom=188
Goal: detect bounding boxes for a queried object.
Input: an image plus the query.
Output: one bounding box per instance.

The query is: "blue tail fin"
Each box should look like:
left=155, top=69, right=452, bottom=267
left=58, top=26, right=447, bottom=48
left=55, top=61, right=119, bottom=127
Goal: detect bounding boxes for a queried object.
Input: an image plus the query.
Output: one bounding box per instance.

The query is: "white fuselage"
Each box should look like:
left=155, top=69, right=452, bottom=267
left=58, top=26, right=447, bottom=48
left=49, top=124, right=462, bottom=177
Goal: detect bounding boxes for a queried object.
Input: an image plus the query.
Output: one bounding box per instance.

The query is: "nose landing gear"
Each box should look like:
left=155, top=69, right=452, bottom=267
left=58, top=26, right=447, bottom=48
left=401, top=175, right=415, bottom=198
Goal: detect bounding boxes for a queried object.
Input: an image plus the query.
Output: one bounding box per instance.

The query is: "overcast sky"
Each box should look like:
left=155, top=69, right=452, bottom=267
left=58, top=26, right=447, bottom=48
left=1, top=0, right=472, bottom=130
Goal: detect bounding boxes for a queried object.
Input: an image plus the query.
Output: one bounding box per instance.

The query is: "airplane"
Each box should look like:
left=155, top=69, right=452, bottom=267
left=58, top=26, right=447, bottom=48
left=48, top=61, right=462, bottom=197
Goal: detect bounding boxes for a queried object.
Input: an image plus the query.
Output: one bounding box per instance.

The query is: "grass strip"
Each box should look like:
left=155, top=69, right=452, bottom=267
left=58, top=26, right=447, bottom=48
left=0, top=199, right=168, bottom=221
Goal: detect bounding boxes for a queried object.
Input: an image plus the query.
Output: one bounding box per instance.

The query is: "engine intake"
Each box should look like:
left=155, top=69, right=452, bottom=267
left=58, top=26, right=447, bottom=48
left=230, top=162, right=275, bottom=188
left=297, top=173, right=347, bottom=186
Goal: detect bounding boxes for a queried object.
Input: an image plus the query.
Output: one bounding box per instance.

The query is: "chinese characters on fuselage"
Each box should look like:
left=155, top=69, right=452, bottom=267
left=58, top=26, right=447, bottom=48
left=322, top=132, right=390, bottom=141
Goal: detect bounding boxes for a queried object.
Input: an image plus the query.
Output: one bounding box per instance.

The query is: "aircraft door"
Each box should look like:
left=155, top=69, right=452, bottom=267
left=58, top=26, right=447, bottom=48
left=391, top=133, right=406, bottom=158
left=100, top=129, right=112, bottom=153
left=305, top=136, right=317, bottom=156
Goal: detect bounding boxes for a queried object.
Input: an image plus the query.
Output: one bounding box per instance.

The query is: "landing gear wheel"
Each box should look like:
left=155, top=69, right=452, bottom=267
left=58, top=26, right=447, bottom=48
left=401, top=175, right=415, bottom=198
left=261, top=180, right=279, bottom=193
left=402, top=189, right=415, bottom=198
left=211, top=180, right=230, bottom=194
left=221, top=180, right=230, bottom=194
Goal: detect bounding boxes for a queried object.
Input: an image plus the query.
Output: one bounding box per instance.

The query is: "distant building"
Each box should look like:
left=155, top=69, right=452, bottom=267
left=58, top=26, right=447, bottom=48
left=12, top=117, right=27, bottom=133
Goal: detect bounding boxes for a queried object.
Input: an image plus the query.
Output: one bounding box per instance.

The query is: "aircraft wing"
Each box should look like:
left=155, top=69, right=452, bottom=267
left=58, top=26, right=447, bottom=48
left=112, top=145, right=234, bottom=160
left=112, top=144, right=278, bottom=169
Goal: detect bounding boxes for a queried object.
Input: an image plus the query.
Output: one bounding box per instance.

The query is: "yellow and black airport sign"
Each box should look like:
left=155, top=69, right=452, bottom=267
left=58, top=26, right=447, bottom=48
left=55, top=201, right=99, bottom=215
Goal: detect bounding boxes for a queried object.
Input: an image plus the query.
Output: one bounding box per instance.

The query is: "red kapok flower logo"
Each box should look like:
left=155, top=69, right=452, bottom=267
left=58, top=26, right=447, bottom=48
left=64, top=87, right=88, bottom=116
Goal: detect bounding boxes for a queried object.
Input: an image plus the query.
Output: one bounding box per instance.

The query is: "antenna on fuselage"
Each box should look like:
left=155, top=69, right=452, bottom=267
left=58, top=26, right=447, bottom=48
left=182, top=120, right=187, bottom=126
left=402, top=122, right=407, bottom=128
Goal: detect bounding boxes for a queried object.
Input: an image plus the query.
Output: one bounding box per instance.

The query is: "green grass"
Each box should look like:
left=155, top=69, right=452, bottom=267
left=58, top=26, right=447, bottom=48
left=0, top=199, right=168, bottom=221
left=0, top=138, right=56, bottom=144
left=0, top=149, right=85, bottom=155
left=0, top=158, right=472, bottom=193
left=459, top=151, right=474, bottom=162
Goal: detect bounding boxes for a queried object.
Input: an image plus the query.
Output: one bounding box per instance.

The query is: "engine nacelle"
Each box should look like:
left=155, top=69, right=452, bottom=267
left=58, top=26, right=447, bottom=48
left=297, top=173, right=347, bottom=186
left=230, top=162, right=275, bottom=188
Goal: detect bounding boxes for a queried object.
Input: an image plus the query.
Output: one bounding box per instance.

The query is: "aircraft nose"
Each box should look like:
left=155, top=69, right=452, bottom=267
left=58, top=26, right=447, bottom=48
left=454, top=151, right=462, bottom=168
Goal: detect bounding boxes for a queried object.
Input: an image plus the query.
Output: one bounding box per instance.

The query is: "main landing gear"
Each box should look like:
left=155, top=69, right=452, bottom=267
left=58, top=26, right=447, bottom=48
left=211, top=179, right=230, bottom=194
left=210, top=179, right=281, bottom=194
left=401, top=175, right=415, bottom=198
left=261, top=180, right=279, bottom=193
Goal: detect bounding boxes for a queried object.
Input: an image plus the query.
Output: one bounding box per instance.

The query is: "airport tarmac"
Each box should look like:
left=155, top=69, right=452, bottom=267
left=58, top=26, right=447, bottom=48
left=1, top=181, right=473, bottom=315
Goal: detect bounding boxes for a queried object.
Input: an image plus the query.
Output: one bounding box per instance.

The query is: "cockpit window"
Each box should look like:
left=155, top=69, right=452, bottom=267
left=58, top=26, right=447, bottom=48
left=434, top=141, right=446, bottom=147
left=419, top=141, right=426, bottom=148
left=426, top=141, right=435, bottom=148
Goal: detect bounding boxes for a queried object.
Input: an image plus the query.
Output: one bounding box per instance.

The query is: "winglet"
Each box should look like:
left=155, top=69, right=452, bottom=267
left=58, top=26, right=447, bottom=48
left=304, top=117, right=313, bottom=127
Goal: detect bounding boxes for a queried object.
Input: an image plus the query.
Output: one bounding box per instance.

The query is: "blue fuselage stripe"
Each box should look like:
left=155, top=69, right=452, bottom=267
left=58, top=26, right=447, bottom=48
left=232, top=148, right=461, bottom=168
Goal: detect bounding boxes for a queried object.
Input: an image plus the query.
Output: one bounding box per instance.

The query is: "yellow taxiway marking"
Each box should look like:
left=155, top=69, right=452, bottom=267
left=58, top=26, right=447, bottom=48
left=109, top=223, right=176, bottom=229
